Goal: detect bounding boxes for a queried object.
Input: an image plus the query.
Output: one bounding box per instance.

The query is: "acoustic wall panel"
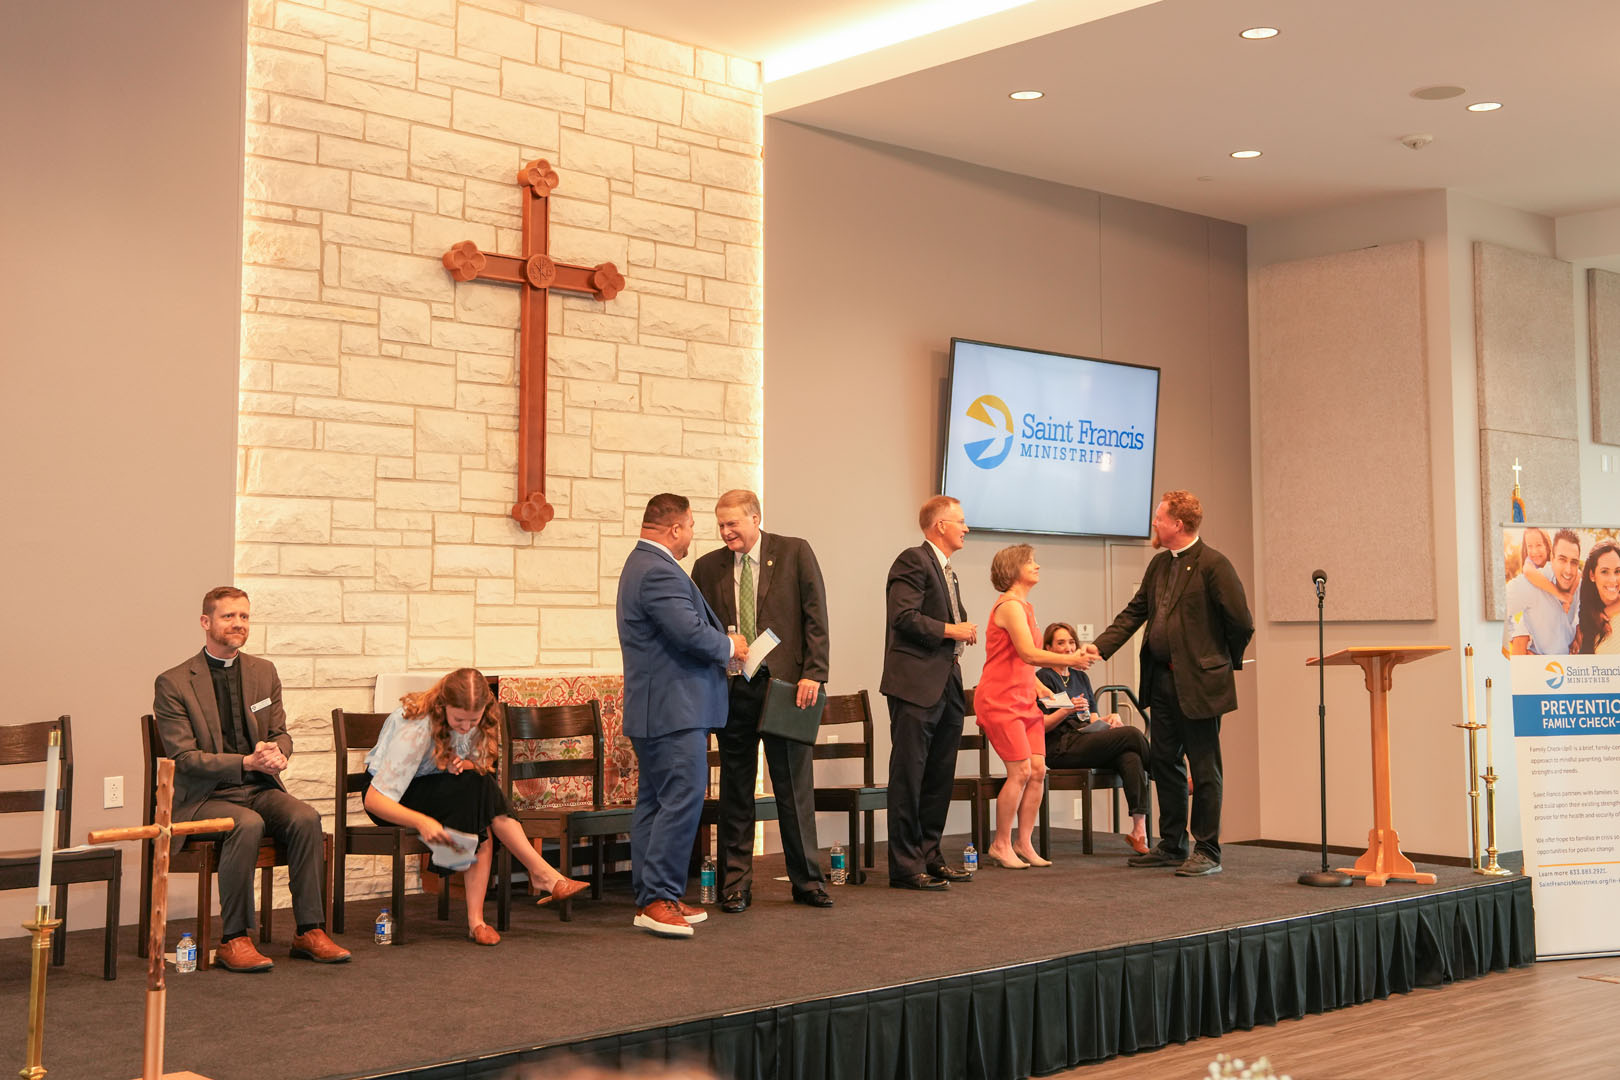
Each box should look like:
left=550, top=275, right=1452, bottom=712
left=1591, top=268, right=1620, bottom=447
left=1474, top=242, right=1576, bottom=436
left=1475, top=243, right=1580, bottom=616
left=1255, top=241, right=1436, bottom=622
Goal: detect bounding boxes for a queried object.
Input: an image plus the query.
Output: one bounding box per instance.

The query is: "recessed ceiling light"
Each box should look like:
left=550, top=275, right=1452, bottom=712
left=1411, top=85, right=1466, bottom=100
left=1008, top=90, right=1043, bottom=100
left=1239, top=27, right=1279, bottom=39
left=1467, top=101, right=1503, bottom=112
left=1230, top=149, right=1262, bottom=159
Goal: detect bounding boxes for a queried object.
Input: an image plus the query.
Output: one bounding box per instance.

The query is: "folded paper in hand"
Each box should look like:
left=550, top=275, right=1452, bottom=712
left=421, top=827, right=479, bottom=873
left=1038, top=690, right=1073, bottom=709
left=743, top=628, right=780, bottom=680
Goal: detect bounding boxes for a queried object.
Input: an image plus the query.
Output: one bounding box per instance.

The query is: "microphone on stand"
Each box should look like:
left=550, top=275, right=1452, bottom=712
left=1300, top=567, right=1351, bottom=887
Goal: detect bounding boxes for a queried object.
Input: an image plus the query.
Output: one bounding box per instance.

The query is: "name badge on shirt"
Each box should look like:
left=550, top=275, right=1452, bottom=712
left=251, top=698, right=272, bottom=713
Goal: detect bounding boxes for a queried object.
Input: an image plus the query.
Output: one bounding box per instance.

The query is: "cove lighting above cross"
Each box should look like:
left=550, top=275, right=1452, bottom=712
left=442, top=159, right=625, bottom=533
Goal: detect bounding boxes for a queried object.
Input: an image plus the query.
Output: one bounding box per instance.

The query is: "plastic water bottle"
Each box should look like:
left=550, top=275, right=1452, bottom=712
left=374, top=907, right=393, bottom=945
left=174, top=933, right=197, bottom=973
left=963, top=843, right=979, bottom=876
left=700, top=855, right=718, bottom=903
left=829, top=841, right=847, bottom=885
left=726, top=626, right=744, bottom=676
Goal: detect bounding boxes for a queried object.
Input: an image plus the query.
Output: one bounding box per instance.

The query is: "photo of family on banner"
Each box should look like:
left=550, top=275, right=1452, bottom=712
left=1500, top=522, right=1620, bottom=959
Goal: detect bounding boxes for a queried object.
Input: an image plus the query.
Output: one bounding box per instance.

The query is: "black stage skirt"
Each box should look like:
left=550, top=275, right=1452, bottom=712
left=366, top=770, right=509, bottom=848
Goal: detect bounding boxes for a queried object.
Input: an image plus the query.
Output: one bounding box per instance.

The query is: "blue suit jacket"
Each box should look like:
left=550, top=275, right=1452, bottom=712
left=616, top=540, right=732, bottom=740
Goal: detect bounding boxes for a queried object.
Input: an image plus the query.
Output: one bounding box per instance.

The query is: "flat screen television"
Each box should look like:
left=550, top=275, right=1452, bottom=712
left=940, top=338, right=1160, bottom=538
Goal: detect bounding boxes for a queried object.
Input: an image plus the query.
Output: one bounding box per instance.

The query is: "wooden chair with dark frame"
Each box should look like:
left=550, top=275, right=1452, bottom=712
left=810, top=690, right=887, bottom=884
left=329, top=709, right=448, bottom=945
left=1038, top=683, right=1152, bottom=856
left=139, top=713, right=331, bottom=971
left=494, top=701, right=604, bottom=930
left=0, top=716, right=122, bottom=980
left=948, top=686, right=1004, bottom=856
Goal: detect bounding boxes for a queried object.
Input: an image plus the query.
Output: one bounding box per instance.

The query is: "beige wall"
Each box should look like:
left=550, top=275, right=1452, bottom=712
left=0, top=2, right=247, bottom=933
left=762, top=121, right=1256, bottom=842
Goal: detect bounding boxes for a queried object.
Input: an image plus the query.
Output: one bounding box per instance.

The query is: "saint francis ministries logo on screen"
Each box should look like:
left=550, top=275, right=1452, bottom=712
left=962, top=394, right=1148, bottom=471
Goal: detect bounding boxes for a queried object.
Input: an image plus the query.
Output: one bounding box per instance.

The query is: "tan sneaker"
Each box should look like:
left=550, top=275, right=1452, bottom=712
left=290, top=927, right=351, bottom=963
left=215, top=936, right=274, bottom=972
left=674, top=898, right=708, bottom=925
left=633, top=899, right=695, bottom=938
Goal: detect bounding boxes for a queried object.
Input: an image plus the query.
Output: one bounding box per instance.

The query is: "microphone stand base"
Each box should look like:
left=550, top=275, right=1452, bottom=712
left=1297, top=870, right=1353, bottom=887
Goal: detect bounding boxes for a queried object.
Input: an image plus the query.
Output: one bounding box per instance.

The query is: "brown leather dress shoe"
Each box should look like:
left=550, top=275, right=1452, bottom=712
left=215, top=936, right=274, bottom=973
left=289, top=927, right=351, bottom=963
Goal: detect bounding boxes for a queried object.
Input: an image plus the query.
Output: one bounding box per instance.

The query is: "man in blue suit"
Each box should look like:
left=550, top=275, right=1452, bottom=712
left=617, top=492, right=747, bottom=937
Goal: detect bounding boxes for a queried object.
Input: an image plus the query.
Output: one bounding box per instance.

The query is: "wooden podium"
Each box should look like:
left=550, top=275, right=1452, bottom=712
left=1307, top=645, right=1449, bottom=886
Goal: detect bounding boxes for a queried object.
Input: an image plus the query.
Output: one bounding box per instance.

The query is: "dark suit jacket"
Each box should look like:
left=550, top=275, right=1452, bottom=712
left=692, top=531, right=830, bottom=685
left=1092, top=539, right=1254, bottom=718
left=616, top=540, right=732, bottom=740
left=879, top=542, right=963, bottom=708
left=152, top=650, right=291, bottom=851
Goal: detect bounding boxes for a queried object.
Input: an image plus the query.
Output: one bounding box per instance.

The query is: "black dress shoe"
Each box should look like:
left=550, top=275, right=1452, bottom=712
left=927, top=863, right=974, bottom=883
left=792, top=887, right=835, bottom=908
left=720, top=891, right=751, bottom=913
left=889, top=873, right=949, bottom=891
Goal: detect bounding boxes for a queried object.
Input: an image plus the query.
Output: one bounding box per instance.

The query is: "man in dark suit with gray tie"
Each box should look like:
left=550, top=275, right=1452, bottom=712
left=153, top=586, right=348, bottom=971
left=693, top=489, right=833, bottom=912
left=880, top=495, right=980, bottom=890
left=617, top=493, right=748, bottom=937
left=1086, top=490, right=1254, bottom=877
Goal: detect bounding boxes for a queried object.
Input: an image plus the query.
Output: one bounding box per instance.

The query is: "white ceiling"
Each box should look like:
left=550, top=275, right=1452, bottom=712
left=563, top=0, right=1620, bottom=227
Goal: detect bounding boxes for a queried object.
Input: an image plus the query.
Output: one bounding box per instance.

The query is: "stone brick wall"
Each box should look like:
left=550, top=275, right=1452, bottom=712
left=237, top=0, right=763, bottom=900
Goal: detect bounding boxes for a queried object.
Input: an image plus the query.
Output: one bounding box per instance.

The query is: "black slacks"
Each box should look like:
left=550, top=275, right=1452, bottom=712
left=716, top=671, right=825, bottom=893
left=1146, top=664, right=1224, bottom=862
left=885, top=665, right=965, bottom=880
left=1046, top=724, right=1151, bottom=817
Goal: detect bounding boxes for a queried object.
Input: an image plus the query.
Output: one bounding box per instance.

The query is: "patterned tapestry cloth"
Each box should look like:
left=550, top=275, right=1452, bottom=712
left=498, top=674, right=633, bottom=810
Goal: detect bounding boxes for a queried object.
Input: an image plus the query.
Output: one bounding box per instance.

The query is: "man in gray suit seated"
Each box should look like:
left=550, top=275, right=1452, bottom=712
left=153, top=586, right=348, bottom=971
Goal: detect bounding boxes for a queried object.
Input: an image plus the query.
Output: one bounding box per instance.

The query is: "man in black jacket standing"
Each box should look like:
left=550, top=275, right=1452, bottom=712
left=693, top=489, right=834, bottom=911
left=1087, top=490, right=1254, bottom=877
left=879, top=495, right=980, bottom=890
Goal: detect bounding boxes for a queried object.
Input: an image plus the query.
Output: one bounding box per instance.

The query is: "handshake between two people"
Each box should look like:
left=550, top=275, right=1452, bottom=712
left=1055, top=643, right=1104, bottom=671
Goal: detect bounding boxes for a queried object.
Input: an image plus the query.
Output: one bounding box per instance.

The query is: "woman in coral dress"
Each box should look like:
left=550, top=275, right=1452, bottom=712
left=974, top=544, right=1089, bottom=869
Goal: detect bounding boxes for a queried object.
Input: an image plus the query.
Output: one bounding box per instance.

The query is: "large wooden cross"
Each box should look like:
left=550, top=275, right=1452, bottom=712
left=442, top=158, right=625, bottom=533
left=87, top=759, right=232, bottom=1080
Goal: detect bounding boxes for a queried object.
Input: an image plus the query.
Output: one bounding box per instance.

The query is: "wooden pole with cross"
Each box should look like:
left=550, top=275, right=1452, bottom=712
left=86, top=758, right=233, bottom=1080
left=442, top=158, right=625, bottom=534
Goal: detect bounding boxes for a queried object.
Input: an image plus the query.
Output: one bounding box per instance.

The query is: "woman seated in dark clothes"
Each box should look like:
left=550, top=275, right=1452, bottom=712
left=1035, top=622, right=1151, bottom=854
left=363, top=667, right=587, bottom=945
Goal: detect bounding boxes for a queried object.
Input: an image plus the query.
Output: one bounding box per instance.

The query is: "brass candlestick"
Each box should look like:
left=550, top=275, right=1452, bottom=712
left=1451, top=720, right=1484, bottom=870
left=1479, top=767, right=1513, bottom=876
left=20, top=904, right=62, bottom=1080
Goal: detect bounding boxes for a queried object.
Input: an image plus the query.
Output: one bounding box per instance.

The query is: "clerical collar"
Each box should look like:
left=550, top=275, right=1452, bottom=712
left=1171, top=537, right=1200, bottom=558
left=204, top=649, right=237, bottom=669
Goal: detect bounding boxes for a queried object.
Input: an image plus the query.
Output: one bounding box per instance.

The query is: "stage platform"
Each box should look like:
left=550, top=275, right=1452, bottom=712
left=0, top=831, right=1532, bottom=1080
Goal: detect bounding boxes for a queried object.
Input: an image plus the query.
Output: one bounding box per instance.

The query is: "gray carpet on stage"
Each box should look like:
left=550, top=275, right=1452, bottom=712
left=0, top=833, right=1511, bottom=1080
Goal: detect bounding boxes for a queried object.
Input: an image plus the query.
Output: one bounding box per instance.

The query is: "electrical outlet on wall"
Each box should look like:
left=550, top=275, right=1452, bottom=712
left=104, top=776, right=123, bottom=809
left=1073, top=797, right=1084, bottom=817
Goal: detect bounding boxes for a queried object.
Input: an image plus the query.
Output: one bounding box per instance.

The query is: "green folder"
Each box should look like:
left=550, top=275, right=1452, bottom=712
left=757, top=678, right=826, bottom=744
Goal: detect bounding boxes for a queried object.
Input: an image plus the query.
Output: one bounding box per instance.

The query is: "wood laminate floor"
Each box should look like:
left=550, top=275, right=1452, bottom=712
left=1054, top=955, right=1619, bottom=1080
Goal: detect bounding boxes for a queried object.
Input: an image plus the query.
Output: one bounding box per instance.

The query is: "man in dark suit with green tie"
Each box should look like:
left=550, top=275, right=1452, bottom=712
left=693, top=489, right=834, bottom=912
left=1087, top=490, right=1253, bottom=877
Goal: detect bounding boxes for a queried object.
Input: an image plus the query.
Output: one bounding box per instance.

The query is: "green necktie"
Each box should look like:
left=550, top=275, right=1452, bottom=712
left=739, top=553, right=756, bottom=641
